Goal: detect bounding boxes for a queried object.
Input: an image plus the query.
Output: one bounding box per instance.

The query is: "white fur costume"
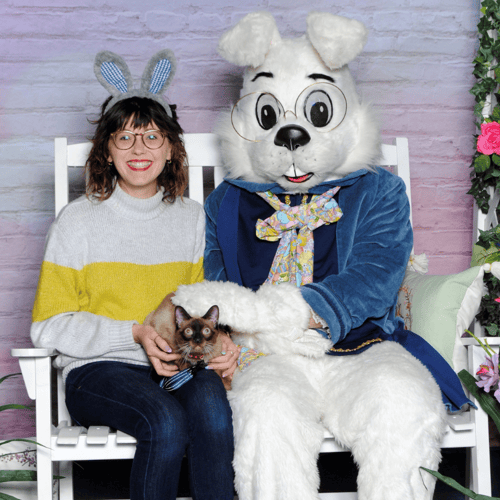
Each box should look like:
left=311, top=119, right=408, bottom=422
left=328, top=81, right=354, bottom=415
left=174, top=12, right=448, bottom=500
left=173, top=281, right=446, bottom=500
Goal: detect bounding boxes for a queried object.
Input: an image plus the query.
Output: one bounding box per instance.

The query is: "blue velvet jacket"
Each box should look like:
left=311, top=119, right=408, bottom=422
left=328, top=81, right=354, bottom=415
left=205, top=167, right=411, bottom=347
left=204, top=166, right=472, bottom=412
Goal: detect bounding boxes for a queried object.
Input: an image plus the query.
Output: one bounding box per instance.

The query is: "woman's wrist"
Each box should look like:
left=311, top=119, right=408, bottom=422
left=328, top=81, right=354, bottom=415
left=132, top=323, right=143, bottom=344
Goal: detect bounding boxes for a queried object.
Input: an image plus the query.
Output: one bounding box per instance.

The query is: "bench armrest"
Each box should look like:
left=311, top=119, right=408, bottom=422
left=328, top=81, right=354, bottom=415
left=11, top=348, right=57, bottom=400
left=11, top=348, right=57, bottom=358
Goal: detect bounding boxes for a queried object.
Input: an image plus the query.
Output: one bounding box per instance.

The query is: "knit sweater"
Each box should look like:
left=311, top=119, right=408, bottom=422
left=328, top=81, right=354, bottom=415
left=31, top=184, right=205, bottom=381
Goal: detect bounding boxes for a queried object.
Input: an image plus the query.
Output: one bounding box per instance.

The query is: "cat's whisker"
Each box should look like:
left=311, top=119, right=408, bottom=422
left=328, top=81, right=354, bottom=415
left=203, top=344, right=215, bottom=355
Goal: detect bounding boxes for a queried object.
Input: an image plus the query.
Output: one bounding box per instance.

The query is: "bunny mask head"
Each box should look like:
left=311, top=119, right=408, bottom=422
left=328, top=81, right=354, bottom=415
left=94, top=49, right=177, bottom=116
left=216, top=12, right=381, bottom=192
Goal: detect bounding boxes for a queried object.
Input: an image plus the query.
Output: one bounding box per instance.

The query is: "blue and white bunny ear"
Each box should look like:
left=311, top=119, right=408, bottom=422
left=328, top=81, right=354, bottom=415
left=94, top=51, right=134, bottom=97
left=94, top=49, right=176, bottom=117
left=141, top=49, right=177, bottom=96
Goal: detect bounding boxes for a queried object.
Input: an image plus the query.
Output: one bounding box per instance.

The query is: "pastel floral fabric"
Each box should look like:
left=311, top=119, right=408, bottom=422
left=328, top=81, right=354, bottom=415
left=237, top=346, right=267, bottom=371
left=255, top=187, right=342, bottom=287
left=477, top=121, right=500, bottom=155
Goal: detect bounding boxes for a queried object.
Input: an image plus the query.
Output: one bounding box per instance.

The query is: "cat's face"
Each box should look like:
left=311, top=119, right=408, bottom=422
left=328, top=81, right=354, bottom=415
left=174, top=305, right=220, bottom=364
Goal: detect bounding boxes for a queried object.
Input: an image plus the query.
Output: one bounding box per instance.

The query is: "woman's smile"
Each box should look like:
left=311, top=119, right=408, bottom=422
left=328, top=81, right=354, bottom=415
left=127, top=160, right=153, bottom=171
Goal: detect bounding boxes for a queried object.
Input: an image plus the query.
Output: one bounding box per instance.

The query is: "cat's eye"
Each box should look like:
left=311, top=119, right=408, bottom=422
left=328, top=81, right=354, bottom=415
left=184, top=328, right=193, bottom=337
left=202, top=327, right=212, bottom=337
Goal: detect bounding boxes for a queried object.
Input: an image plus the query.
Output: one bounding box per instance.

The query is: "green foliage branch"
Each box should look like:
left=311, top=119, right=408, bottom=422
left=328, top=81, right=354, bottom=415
left=468, top=0, right=500, bottom=214
left=0, top=374, right=61, bottom=500
left=474, top=226, right=500, bottom=335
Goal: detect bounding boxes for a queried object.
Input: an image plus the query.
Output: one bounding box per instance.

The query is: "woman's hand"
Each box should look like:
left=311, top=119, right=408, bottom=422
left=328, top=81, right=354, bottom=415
left=208, top=335, right=241, bottom=381
left=132, top=324, right=181, bottom=377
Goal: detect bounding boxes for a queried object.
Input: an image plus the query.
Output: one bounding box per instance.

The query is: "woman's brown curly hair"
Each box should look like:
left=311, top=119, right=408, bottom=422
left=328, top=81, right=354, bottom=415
left=86, top=96, right=188, bottom=202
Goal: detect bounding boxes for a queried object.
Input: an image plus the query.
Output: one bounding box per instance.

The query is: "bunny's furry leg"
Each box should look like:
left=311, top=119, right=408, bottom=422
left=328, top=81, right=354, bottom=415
left=321, top=342, right=447, bottom=500
left=229, top=355, right=324, bottom=500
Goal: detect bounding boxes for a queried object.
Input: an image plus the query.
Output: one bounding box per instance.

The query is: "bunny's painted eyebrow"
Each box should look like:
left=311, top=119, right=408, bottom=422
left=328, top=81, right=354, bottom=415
left=251, top=72, right=274, bottom=81
left=251, top=72, right=335, bottom=83
left=308, top=73, right=335, bottom=83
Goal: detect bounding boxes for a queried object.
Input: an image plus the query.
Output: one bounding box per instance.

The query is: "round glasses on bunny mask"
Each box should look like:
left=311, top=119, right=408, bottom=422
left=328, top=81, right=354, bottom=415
left=110, top=129, right=166, bottom=150
left=231, top=82, right=348, bottom=142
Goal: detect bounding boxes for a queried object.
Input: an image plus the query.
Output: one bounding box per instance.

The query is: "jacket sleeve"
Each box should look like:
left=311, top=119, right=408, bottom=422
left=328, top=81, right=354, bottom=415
left=300, top=171, right=412, bottom=344
left=204, top=184, right=229, bottom=282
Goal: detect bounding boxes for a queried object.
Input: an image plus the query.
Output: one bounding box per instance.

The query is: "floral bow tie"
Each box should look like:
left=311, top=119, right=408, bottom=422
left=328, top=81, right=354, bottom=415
left=255, top=187, right=342, bottom=287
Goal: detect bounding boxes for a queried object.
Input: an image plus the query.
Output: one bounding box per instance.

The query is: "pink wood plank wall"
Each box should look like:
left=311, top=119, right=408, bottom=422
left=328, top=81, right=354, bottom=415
left=0, top=0, right=480, bottom=438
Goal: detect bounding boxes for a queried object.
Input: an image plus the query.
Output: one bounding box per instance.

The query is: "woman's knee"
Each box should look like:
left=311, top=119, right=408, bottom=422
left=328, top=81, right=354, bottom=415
left=138, top=396, right=189, bottom=446
left=176, top=370, right=233, bottom=436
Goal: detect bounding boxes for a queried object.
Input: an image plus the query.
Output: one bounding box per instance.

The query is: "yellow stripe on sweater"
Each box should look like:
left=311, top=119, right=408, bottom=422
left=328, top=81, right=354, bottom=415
left=32, top=259, right=204, bottom=324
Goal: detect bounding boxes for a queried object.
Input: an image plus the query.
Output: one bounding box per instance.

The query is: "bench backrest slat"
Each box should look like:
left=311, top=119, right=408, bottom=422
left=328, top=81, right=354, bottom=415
left=56, top=134, right=411, bottom=223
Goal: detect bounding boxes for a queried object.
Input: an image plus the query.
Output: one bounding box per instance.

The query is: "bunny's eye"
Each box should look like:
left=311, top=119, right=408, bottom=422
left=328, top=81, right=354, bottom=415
left=303, top=90, right=333, bottom=128
left=256, top=93, right=282, bottom=130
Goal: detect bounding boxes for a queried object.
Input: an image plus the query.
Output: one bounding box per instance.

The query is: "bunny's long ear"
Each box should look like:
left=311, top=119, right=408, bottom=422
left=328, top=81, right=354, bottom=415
left=94, top=51, right=134, bottom=97
left=306, top=12, right=368, bottom=69
left=218, top=11, right=281, bottom=68
left=141, top=49, right=177, bottom=96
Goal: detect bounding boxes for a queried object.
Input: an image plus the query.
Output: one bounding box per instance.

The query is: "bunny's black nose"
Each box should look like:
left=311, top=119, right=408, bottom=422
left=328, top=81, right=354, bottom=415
left=274, top=126, right=311, bottom=151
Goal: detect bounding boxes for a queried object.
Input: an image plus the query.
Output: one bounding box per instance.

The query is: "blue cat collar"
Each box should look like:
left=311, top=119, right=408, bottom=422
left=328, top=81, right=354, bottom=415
left=159, top=361, right=207, bottom=392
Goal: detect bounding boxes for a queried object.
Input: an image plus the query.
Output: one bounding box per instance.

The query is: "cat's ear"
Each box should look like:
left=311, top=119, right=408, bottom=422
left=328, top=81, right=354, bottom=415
left=175, top=306, right=191, bottom=327
left=203, top=305, right=219, bottom=327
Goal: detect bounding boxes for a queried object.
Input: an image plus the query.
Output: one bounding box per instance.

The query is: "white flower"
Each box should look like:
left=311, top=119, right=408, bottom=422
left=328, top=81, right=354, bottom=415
left=407, top=252, right=429, bottom=274
left=484, top=261, right=500, bottom=280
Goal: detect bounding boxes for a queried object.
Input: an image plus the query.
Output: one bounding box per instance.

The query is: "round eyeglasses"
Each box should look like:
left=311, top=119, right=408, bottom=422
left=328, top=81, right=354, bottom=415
left=110, top=130, right=166, bottom=150
left=231, top=82, right=348, bottom=142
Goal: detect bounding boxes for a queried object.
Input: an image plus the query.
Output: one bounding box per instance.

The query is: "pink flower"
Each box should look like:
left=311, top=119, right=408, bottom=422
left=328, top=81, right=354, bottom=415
left=476, top=353, right=500, bottom=395
left=477, top=364, right=491, bottom=376
left=495, top=298, right=500, bottom=303
left=477, top=122, right=500, bottom=155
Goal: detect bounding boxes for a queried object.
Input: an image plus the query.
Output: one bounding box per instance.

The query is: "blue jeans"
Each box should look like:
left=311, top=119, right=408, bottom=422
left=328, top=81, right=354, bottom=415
left=65, top=361, right=234, bottom=500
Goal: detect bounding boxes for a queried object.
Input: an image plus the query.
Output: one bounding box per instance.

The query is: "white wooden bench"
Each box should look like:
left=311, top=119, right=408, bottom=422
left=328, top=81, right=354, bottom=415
left=11, top=134, right=492, bottom=499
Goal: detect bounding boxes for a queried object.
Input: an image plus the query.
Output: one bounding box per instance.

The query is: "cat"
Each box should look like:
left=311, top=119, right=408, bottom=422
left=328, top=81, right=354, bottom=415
left=144, top=293, right=232, bottom=390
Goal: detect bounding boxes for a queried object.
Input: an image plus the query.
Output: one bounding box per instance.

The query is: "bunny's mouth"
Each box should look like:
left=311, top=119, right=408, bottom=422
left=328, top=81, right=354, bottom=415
left=284, top=164, right=313, bottom=183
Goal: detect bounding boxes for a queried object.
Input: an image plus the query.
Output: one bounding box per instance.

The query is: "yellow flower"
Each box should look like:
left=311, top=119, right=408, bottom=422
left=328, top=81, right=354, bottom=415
left=298, top=251, right=313, bottom=265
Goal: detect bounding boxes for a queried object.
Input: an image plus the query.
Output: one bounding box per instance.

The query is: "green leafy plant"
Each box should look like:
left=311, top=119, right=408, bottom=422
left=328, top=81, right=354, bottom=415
left=476, top=272, right=500, bottom=336
left=473, top=227, right=500, bottom=335
left=468, top=0, right=500, bottom=215
left=422, top=467, right=500, bottom=499
left=0, top=373, right=46, bottom=500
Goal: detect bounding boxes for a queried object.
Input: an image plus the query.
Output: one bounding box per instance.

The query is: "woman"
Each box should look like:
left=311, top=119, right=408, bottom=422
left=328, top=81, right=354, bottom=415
left=30, top=95, right=238, bottom=500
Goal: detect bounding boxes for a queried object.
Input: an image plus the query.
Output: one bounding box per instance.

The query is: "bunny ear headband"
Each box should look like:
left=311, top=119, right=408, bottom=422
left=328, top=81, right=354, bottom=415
left=94, top=49, right=177, bottom=117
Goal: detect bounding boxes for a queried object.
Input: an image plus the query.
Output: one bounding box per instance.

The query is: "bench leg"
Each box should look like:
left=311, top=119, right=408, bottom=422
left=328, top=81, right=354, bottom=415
left=59, top=460, right=74, bottom=500
left=37, top=447, right=55, bottom=500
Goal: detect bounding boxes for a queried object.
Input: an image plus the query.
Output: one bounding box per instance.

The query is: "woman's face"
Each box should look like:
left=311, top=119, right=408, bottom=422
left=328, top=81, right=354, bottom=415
left=107, top=117, right=172, bottom=199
